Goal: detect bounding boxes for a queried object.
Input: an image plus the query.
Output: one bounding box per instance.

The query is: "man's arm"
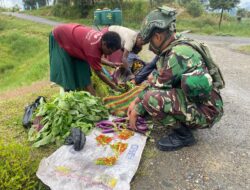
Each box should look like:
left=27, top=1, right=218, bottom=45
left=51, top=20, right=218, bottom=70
left=101, top=57, right=116, bottom=68
left=94, top=70, right=120, bottom=91
left=135, top=56, right=159, bottom=84
left=101, top=57, right=123, bottom=68
left=121, top=49, right=129, bottom=68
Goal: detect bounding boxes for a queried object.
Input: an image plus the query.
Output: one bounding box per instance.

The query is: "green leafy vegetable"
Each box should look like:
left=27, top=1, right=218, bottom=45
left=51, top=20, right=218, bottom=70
left=28, top=91, right=109, bottom=147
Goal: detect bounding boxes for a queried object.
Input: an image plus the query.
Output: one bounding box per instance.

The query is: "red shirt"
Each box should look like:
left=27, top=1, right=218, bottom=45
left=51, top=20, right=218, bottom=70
left=53, top=24, right=103, bottom=71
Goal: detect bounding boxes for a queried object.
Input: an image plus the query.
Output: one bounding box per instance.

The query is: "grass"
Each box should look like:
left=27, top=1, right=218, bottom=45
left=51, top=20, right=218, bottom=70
left=0, top=14, right=110, bottom=189
left=0, top=14, right=52, bottom=92
left=237, top=45, right=250, bottom=54
left=0, top=84, right=59, bottom=189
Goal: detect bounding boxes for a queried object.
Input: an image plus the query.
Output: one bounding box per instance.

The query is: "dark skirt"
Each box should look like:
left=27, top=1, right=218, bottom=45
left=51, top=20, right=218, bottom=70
left=49, top=33, right=91, bottom=91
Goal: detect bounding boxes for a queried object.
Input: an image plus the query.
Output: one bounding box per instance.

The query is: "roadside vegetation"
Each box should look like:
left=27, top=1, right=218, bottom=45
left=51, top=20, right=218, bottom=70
left=0, top=14, right=109, bottom=189
left=21, top=1, right=250, bottom=37
left=237, top=45, right=250, bottom=54
left=0, top=14, right=51, bottom=92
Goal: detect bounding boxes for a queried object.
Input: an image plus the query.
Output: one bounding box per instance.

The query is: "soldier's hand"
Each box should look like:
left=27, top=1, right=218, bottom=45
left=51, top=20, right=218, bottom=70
left=128, top=109, right=138, bottom=130
left=127, top=101, right=136, bottom=117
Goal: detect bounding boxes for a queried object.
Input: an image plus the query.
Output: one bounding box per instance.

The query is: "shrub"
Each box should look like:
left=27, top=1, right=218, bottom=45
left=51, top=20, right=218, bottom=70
left=0, top=141, right=39, bottom=190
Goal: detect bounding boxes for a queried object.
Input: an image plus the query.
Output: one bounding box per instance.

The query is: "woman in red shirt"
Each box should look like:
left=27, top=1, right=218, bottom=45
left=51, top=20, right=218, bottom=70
left=50, top=23, right=121, bottom=95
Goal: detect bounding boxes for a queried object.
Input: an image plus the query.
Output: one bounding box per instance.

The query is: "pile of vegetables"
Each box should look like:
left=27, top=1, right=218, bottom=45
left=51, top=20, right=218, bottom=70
left=96, top=117, right=149, bottom=134
left=28, top=91, right=109, bottom=147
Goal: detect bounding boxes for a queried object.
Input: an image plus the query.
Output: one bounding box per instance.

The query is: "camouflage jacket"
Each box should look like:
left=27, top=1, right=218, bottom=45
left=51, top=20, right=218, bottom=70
left=148, top=36, right=213, bottom=101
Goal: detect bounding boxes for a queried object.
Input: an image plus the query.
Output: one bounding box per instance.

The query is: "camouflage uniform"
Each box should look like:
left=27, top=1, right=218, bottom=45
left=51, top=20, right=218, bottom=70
left=135, top=35, right=223, bottom=128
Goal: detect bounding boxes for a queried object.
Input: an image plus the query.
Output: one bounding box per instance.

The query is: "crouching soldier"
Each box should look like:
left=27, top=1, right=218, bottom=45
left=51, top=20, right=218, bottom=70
left=127, top=6, right=224, bottom=151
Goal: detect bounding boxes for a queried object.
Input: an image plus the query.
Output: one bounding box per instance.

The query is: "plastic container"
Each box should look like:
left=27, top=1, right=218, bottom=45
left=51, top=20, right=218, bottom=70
left=112, top=8, right=122, bottom=25
left=101, top=8, right=113, bottom=25
left=94, top=9, right=102, bottom=25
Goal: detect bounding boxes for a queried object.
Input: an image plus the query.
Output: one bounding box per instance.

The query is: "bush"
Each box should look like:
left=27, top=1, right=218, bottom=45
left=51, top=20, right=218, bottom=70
left=186, top=0, right=204, bottom=17
left=0, top=141, right=39, bottom=190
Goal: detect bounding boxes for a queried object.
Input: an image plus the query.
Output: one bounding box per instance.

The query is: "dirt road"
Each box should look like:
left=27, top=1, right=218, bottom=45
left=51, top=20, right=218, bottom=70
left=2, top=12, right=250, bottom=190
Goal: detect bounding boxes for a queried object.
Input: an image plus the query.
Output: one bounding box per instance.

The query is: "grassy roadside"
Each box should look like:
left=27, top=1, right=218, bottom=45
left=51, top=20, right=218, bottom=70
left=0, top=14, right=56, bottom=190
left=236, top=45, right=250, bottom=54
left=0, top=14, right=52, bottom=92
left=0, top=84, right=59, bottom=189
left=0, top=14, right=108, bottom=189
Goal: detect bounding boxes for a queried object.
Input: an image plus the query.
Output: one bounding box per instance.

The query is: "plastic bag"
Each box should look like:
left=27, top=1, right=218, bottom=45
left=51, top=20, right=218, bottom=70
left=37, top=128, right=147, bottom=190
left=22, top=96, right=46, bottom=128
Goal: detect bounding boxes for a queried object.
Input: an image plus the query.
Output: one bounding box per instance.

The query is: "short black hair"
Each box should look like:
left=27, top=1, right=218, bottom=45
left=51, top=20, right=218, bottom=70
left=102, top=31, right=121, bottom=50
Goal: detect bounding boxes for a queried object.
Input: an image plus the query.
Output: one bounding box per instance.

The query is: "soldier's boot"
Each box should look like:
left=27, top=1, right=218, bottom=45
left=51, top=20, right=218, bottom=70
left=157, top=125, right=196, bottom=151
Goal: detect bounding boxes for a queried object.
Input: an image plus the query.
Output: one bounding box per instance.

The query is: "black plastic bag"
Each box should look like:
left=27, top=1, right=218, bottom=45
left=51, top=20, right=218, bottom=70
left=22, top=96, right=46, bottom=129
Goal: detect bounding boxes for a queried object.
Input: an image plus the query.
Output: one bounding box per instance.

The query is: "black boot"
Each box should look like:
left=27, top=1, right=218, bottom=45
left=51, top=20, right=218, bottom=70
left=157, top=125, right=196, bottom=151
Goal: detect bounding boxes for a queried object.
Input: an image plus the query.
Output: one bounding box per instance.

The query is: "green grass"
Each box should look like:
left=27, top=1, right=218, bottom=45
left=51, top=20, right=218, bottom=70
left=0, top=85, right=59, bottom=190
left=237, top=45, right=250, bottom=54
left=0, top=14, right=52, bottom=92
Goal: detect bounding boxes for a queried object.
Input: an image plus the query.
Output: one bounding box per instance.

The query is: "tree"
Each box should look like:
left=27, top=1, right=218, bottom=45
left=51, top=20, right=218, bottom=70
left=23, top=0, right=47, bottom=9
left=237, top=8, right=247, bottom=18
left=186, top=0, right=204, bottom=17
left=209, top=0, right=240, bottom=28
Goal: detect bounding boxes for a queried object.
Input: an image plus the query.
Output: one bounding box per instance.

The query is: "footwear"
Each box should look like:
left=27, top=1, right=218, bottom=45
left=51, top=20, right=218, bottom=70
left=157, top=125, right=196, bottom=151
left=65, top=128, right=86, bottom=151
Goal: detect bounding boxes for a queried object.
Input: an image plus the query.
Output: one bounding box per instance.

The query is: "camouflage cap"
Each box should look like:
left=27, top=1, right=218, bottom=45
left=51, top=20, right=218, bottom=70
left=140, top=6, right=177, bottom=42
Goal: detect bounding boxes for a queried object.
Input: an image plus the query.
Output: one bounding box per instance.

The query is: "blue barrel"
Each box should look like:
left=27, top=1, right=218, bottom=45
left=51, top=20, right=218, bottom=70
left=112, top=8, right=122, bottom=25
left=101, top=8, right=113, bottom=25
left=94, top=9, right=102, bottom=25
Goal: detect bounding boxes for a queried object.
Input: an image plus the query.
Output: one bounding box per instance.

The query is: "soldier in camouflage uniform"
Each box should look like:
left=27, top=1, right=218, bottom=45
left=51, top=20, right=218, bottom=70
left=127, top=6, right=224, bottom=151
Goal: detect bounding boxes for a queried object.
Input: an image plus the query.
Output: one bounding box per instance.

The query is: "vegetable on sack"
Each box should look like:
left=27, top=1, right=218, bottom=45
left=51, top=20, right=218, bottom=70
left=110, top=142, right=128, bottom=155
left=96, top=134, right=113, bottom=146
left=28, top=91, right=109, bottom=147
left=95, top=156, right=117, bottom=166
left=118, top=129, right=134, bottom=140
left=96, top=117, right=150, bottom=135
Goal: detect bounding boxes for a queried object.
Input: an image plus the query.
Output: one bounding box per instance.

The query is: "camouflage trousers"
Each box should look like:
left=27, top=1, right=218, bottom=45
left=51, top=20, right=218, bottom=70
left=135, top=88, right=223, bottom=128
